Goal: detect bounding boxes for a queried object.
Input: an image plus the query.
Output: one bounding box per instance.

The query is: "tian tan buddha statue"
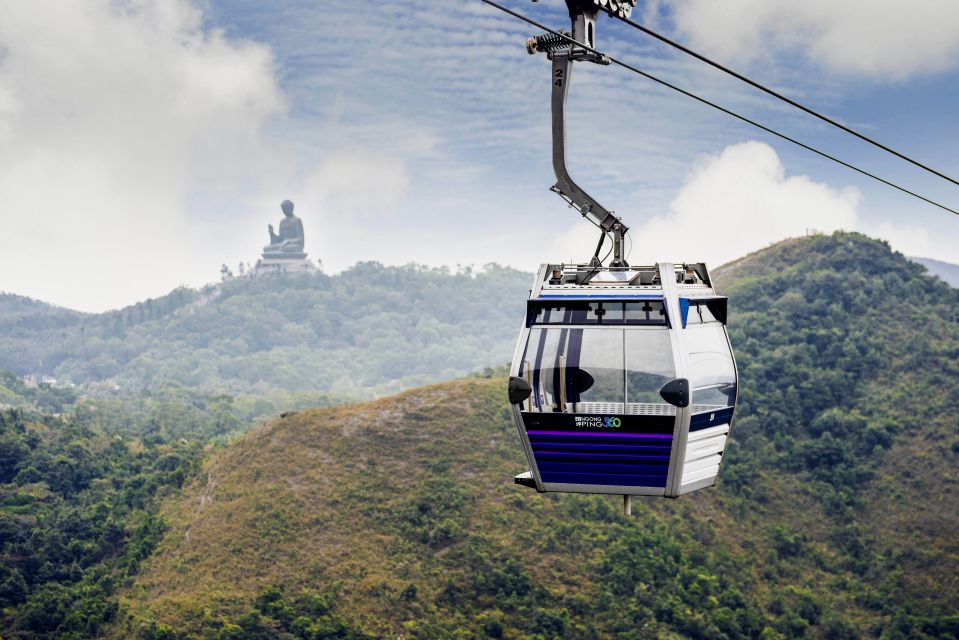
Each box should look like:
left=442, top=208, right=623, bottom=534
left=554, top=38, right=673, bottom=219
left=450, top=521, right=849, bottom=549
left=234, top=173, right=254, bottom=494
left=262, top=200, right=306, bottom=259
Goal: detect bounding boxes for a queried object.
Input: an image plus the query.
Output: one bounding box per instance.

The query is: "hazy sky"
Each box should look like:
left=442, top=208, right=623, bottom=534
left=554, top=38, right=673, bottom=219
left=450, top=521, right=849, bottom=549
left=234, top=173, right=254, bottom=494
left=1, top=0, right=958, bottom=311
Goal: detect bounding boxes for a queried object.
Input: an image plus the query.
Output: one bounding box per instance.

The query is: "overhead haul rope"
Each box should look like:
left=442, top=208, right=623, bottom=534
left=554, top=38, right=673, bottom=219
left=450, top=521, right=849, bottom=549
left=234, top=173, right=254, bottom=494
left=599, top=6, right=959, bottom=189
left=479, top=0, right=959, bottom=217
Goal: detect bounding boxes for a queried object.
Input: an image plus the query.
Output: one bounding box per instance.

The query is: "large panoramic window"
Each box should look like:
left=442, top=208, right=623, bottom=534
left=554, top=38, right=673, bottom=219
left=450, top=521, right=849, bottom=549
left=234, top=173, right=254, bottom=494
left=685, top=324, right=736, bottom=408
left=520, top=326, right=675, bottom=413
left=521, top=327, right=624, bottom=412
left=574, top=330, right=624, bottom=407
left=625, top=329, right=676, bottom=406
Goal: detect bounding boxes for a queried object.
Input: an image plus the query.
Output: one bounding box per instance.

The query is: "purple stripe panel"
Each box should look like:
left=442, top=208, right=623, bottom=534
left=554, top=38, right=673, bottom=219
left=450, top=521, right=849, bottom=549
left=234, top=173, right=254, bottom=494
left=535, top=451, right=670, bottom=460
left=526, top=430, right=673, bottom=439
left=530, top=441, right=672, bottom=450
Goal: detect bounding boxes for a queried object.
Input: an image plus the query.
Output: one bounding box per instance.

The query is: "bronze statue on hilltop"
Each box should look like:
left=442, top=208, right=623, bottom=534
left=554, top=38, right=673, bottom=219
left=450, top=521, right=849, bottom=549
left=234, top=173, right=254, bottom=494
left=263, top=200, right=306, bottom=259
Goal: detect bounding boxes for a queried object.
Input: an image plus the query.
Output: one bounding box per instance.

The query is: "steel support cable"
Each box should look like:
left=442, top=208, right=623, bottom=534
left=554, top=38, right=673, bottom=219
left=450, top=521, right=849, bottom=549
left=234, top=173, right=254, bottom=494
left=599, top=7, right=959, bottom=189
left=478, top=0, right=959, bottom=217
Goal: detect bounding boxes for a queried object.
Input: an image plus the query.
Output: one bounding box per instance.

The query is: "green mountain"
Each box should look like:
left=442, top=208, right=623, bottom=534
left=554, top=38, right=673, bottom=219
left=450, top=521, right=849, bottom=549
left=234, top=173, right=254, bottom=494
left=0, top=264, right=530, bottom=399
left=109, top=233, right=958, bottom=640
left=0, top=294, right=87, bottom=376
left=911, top=256, right=959, bottom=288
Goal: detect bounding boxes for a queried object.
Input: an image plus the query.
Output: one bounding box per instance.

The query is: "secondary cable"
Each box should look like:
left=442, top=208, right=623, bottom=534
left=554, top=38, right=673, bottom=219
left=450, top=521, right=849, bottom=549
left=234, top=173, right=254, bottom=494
left=478, top=0, right=959, bottom=217
left=598, top=7, right=959, bottom=188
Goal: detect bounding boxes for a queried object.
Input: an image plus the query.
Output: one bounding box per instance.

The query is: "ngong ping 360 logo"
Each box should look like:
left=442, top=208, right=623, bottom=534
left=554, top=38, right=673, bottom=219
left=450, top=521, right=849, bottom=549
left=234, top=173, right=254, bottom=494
left=574, top=416, right=622, bottom=429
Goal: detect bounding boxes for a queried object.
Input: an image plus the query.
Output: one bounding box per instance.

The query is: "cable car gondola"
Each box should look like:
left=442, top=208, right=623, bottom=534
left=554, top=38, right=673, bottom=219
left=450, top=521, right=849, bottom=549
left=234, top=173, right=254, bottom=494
left=508, top=263, right=737, bottom=503
left=507, top=0, right=737, bottom=509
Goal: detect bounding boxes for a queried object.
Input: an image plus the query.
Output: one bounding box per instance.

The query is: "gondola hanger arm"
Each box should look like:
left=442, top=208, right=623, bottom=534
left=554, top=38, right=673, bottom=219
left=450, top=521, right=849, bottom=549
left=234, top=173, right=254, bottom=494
left=527, top=0, right=630, bottom=267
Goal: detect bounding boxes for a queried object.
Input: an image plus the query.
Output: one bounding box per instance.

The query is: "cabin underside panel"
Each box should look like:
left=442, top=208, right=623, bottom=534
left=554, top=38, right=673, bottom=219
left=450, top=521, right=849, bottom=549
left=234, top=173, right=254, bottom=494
left=522, top=412, right=674, bottom=490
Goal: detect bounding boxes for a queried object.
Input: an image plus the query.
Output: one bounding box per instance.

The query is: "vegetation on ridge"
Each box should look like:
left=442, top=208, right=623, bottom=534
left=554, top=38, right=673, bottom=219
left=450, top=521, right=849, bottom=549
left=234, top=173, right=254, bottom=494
left=0, top=263, right=531, bottom=400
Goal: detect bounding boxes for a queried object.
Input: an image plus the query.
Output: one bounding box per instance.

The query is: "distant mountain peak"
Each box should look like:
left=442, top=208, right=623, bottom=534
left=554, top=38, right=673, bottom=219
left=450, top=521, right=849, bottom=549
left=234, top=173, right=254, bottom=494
left=910, top=255, right=959, bottom=287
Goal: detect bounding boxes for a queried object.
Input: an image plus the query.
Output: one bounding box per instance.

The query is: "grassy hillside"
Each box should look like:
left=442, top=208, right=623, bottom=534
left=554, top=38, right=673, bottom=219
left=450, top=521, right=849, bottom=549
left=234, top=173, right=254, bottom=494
left=0, top=263, right=530, bottom=398
left=115, top=233, right=959, bottom=640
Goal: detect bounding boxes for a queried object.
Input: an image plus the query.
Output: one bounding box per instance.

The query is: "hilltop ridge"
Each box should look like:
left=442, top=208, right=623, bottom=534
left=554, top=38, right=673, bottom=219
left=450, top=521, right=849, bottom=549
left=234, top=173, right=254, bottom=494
left=0, top=263, right=531, bottom=398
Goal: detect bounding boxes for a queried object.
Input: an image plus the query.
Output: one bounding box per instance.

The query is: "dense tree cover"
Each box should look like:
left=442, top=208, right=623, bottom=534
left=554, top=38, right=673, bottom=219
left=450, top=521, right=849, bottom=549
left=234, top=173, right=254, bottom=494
left=0, top=369, right=344, bottom=443
left=143, top=585, right=375, bottom=640
left=0, top=407, right=203, bottom=639
left=0, top=264, right=530, bottom=398
left=113, top=234, right=959, bottom=640
left=0, top=294, right=88, bottom=377
left=72, top=384, right=344, bottom=442
left=0, top=370, right=78, bottom=414
left=721, top=233, right=959, bottom=498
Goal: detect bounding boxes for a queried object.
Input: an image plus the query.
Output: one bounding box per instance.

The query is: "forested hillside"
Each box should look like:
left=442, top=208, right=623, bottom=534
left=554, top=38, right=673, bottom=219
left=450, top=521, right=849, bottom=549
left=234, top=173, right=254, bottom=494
left=111, top=233, right=959, bottom=639
left=0, top=294, right=88, bottom=376
left=0, top=407, right=203, bottom=639
left=0, top=263, right=530, bottom=398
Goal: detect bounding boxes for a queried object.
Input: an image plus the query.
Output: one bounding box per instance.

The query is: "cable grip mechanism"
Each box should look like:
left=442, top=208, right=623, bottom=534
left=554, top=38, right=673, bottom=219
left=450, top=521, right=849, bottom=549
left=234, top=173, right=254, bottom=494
left=526, top=31, right=570, bottom=55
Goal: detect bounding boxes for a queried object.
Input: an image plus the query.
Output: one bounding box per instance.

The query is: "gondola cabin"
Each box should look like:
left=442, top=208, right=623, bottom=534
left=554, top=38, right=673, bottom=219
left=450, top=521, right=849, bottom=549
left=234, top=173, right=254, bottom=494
left=508, top=262, right=737, bottom=498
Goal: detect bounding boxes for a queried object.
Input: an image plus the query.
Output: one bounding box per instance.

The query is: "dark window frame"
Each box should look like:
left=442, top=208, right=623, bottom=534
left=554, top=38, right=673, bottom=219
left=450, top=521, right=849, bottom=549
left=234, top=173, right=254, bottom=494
left=527, top=299, right=669, bottom=328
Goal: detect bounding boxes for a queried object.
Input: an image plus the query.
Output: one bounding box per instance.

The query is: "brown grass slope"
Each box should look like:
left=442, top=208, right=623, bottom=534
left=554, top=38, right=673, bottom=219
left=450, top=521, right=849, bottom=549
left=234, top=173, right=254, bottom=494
left=119, top=377, right=958, bottom=639
left=122, top=380, right=537, bottom=635
left=120, top=379, right=796, bottom=637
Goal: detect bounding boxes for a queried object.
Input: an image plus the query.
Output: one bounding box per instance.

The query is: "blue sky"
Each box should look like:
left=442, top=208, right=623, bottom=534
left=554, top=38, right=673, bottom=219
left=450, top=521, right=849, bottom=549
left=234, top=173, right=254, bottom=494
left=1, top=0, right=957, bottom=310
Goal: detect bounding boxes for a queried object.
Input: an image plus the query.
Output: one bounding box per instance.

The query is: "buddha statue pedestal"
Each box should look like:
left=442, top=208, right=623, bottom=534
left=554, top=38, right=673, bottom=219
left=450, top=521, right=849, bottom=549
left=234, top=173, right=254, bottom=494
left=254, top=254, right=317, bottom=276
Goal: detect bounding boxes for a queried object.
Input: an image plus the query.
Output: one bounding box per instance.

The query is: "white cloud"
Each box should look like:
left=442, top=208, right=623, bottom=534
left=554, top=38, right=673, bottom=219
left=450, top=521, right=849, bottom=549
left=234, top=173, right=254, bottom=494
left=551, top=141, right=861, bottom=267
left=873, top=220, right=959, bottom=263
left=550, top=140, right=959, bottom=270
left=303, top=150, right=410, bottom=221
left=669, top=0, right=959, bottom=79
left=0, top=0, right=285, bottom=311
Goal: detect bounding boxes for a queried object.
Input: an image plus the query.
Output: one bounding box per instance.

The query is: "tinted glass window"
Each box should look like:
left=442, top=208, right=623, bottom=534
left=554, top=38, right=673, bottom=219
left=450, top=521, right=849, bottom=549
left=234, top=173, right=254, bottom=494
left=602, top=302, right=625, bottom=323
left=528, top=300, right=667, bottom=326
left=685, top=324, right=736, bottom=408
left=528, top=304, right=574, bottom=325
left=576, top=330, right=624, bottom=404
left=625, top=301, right=668, bottom=325
left=520, top=327, right=624, bottom=412
left=625, top=330, right=676, bottom=405
left=520, top=324, right=684, bottom=414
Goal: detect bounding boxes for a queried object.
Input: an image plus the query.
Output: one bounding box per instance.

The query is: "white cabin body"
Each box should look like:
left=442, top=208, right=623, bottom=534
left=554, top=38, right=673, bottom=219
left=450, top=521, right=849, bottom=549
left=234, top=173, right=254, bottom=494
left=509, top=262, right=738, bottom=498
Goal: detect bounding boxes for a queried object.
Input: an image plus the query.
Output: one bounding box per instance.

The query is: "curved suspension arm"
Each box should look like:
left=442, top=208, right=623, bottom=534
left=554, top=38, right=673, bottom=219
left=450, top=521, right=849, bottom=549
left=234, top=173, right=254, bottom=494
left=546, top=19, right=629, bottom=267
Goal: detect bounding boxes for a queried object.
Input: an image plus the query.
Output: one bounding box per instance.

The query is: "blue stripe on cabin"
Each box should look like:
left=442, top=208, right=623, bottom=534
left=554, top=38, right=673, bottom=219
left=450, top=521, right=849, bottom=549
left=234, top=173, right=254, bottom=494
left=529, top=441, right=672, bottom=454
left=540, top=471, right=669, bottom=487
left=689, top=406, right=734, bottom=431
left=536, top=460, right=669, bottom=472
left=534, top=451, right=670, bottom=462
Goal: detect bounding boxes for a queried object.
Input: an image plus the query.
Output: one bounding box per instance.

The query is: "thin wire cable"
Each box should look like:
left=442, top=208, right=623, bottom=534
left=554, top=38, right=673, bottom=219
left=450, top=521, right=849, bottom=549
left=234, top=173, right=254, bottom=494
left=478, top=0, right=959, bottom=217
left=600, top=7, right=959, bottom=188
